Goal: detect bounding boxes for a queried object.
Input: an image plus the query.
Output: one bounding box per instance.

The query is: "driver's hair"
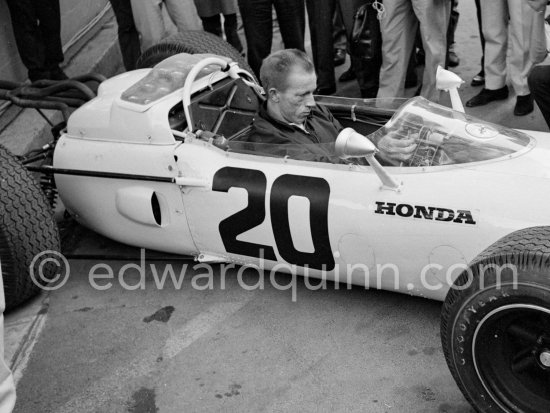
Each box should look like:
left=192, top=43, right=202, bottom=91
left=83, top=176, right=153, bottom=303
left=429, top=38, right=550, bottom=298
left=260, top=49, right=315, bottom=93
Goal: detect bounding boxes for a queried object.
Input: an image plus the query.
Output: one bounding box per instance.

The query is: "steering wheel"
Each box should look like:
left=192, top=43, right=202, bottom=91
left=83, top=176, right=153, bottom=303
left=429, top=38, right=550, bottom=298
left=406, top=126, right=451, bottom=167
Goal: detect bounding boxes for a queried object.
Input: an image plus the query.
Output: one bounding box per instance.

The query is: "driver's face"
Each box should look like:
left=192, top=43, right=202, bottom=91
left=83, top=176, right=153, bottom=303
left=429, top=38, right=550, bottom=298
left=275, top=67, right=317, bottom=124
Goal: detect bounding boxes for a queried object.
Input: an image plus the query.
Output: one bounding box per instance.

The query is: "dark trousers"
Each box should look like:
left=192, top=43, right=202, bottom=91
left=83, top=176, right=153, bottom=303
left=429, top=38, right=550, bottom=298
left=333, top=7, right=347, bottom=51
left=5, top=0, right=64, bottom=81
left=238, top=0, right=305, bottom=76
left=528, top=66, right=550, bottom=130
left=447, top=0, right=458, bottom=47
left=109, top=0, right=141, bottom=71
left=474, top=0, right=485, bottom=74
left=445, top=0, right=458, bottom=67
left=201, top=14, right=244, bottom=53
left=306, top=0, right=380, bottom=97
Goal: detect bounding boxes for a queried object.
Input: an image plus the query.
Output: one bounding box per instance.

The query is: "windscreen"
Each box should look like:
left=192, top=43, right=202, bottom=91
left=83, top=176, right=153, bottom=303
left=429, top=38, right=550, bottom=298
left=366, top=97, right=533, bottom=166
left=227, top=96, right=533, bottom=166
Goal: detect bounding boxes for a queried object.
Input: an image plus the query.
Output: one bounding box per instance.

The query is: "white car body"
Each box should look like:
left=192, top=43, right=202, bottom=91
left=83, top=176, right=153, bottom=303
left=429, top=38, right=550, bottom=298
left=53, top=53, right=550, bottom=301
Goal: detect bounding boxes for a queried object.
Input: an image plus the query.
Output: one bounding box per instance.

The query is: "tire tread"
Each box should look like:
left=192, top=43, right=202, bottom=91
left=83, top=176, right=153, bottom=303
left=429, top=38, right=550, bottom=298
left=440, top=226, right=550, bottom=412
left=0, top=145, right=60, bottom=310
left=136, top=30, right=255, bottom=79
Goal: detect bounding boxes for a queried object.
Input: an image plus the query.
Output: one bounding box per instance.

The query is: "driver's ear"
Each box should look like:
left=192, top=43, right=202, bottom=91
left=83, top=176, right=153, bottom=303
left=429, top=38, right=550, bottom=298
left=268, top=88, right=279, bottom=103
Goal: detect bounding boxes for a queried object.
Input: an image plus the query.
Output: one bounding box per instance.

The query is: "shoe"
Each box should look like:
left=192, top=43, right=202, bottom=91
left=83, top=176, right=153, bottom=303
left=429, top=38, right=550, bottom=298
left=471, top=71, right=485, bottom=87
left=448, top=50, right=459, bottom=67
left=334, top=49, right=346, bottom=67
left=514, top=94, right=534, bottom=116
left=338, top=67, right=355, bottom=82
left=315, top=85, right=336, bottom=95
left=466, top=86, right=509, bottom=107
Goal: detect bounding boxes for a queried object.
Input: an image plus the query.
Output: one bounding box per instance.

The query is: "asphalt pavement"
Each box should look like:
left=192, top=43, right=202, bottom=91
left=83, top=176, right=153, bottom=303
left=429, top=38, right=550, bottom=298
left=10, top=227, right=473, bottom=413
left=4, top=1, right=549, bottom=412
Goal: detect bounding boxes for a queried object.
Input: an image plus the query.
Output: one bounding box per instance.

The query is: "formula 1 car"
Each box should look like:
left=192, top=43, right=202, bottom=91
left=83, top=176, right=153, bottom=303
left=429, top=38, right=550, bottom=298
left=0, top=31, right=549, bottom=413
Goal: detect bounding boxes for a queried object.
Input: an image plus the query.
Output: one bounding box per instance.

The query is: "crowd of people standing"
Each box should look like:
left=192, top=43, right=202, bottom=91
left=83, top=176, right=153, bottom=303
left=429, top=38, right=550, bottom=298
left=4, top=0, right=550, bottom=126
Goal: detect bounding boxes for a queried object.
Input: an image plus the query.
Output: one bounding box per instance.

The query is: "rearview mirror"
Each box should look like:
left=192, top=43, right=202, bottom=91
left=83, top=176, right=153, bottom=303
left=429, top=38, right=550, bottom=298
left=335, top=128, right=378, bottom=158
left=436, top=65, right=465, bottom=113
left=335, top=128, right=401, bottom=190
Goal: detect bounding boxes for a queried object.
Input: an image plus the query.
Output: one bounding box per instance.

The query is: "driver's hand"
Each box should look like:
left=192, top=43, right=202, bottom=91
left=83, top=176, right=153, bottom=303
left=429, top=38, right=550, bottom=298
left=377, top=132, right=418, bottom=166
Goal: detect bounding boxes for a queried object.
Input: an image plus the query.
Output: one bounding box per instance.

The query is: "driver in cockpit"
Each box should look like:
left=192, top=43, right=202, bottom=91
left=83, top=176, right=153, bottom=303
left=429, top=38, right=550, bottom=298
left=242, top=49, right=417, bottom=164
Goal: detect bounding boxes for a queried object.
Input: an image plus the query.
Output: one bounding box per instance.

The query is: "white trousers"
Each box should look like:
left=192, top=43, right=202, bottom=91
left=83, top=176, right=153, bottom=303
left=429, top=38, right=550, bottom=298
left=377, top=0, right=449, bottom=102
left=130, top=0, right=201, bottom=50
left=481, top=0, right=542, bottom=96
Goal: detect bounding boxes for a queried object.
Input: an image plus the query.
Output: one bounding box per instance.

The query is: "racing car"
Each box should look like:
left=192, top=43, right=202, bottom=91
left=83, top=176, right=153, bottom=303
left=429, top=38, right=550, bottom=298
left=0, top=31, right=549, bottom=413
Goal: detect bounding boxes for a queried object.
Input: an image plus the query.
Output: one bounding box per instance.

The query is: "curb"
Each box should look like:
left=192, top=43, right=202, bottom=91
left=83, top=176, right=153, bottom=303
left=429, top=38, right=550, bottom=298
left=5, top=296, right=50, bottom=386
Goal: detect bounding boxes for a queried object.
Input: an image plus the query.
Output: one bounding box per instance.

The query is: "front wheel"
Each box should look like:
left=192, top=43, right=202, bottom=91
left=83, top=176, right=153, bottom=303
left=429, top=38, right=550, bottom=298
left=0, top=145, right=60, bottom=310
left=441, top=226, right=550, bottom=413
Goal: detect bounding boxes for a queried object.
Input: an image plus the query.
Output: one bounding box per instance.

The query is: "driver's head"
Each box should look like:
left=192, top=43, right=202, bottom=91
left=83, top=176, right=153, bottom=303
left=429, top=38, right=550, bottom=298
left=260, top=49, right=317, bottom=125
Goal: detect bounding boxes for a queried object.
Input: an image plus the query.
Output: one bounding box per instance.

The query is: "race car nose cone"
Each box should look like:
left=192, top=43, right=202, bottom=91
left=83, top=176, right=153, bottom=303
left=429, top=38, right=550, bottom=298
left=335, top=128, right=377, bottom=159
left=540, top=350, right=550, bottom=367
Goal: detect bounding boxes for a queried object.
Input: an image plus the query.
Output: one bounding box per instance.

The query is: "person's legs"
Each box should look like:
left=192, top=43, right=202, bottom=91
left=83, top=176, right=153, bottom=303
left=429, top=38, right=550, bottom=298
left=333, top=7, right=347, bottom=53
left=528, top=65, right=550, bottom=129
left=223, top=13, right=244, bottom=53
left=109, top=0, right=141, bottom=70
left=470, top=0, right=485, bottom=85
left=377, top=0, right=417, bottom=99
left=164, top=0, right=201, bottom=31
left=466, top=0, right=510, bottom=107
left=405, top=49, right=418, bottom=89
left=338, top=0, right=380, bottom=97
left=273, top=0, right=305, bottom=50
left=480, top=0, right=508, bottom=91
left=130, top=0, right=167, bottom=50
left=446, top=0, right=459, bottom=67
left=508, top=0, right=540, bottom=115
left=201, top=14, right=223, bottom=37
left=306, top=0, right=336, bottom=93
left=507, top=0, right=536, bottom=97
left=5, top=0, right=47, bottom=80
left=412, top=0, right=448, bottom=101
left=238, top=0, right=274, bottom=76
left=35, top=0, right=64, bottom=76
left=474, top=0, right=485, bottom=73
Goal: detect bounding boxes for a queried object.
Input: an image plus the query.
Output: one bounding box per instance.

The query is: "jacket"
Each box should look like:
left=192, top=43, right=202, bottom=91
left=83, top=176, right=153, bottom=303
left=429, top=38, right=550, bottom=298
left=244, top=102, right=344, bottom=162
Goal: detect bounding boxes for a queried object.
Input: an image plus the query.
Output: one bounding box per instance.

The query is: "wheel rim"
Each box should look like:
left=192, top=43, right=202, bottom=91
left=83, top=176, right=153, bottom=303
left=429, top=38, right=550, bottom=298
left=473, top=304, right=550, bottom=413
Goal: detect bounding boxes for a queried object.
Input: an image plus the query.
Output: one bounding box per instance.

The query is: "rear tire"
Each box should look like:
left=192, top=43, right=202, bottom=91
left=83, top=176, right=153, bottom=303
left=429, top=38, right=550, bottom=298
left=136, top=30, right=255, bottom=79
left=0, top=145, right=60, bottom=310
left=441, top=226, right=550, bottom=412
